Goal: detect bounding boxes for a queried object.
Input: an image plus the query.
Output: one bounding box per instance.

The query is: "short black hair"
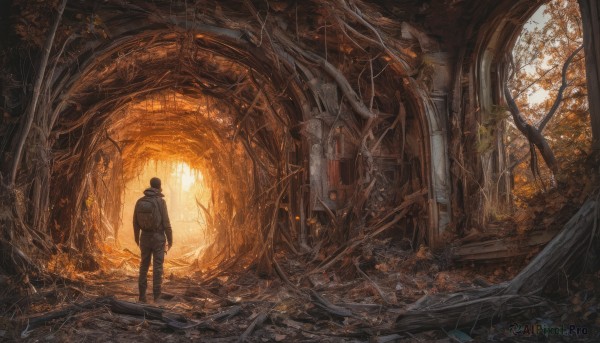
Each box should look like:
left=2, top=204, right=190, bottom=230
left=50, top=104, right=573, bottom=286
left=150, top=177, right=161, bottom=189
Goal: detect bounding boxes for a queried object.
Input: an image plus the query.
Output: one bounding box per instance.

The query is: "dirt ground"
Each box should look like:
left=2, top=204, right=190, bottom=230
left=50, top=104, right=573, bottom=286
left=2, top=233, right=599, bottom=343
left=2, top=177, right=599, bottom=342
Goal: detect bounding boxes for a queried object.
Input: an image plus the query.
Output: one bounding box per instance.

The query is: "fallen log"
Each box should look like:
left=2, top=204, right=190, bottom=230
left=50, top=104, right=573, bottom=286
left=24, top=298, right=99, bottom=331
left=395, top=292, right=549, bottom=332
left=394, top=198, right=598, bottom=332
left=22, top=296, right=200, bottom=333
left=505, top=198, right=598, bottom=294
left=96, top=312, right=167, bottom=329
left=105, top=297, right=166, bottom=321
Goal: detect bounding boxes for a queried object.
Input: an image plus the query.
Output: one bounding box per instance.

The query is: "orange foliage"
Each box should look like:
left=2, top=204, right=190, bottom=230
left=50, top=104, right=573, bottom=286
left=509, top=0, right=591, bottom=203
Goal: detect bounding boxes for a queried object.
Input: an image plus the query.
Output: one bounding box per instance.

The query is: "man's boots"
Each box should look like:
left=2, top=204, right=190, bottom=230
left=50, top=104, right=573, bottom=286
left=139, top=284, right=147, bottom=303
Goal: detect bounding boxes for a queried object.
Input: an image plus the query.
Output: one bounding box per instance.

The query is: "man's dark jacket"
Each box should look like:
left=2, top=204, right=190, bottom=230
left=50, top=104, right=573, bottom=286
left=133, top=187, right=173, bottom=246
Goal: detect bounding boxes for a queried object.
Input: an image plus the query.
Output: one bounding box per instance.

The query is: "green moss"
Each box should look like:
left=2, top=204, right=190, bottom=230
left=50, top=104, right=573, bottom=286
left=476, top=105, right=510, bottom=154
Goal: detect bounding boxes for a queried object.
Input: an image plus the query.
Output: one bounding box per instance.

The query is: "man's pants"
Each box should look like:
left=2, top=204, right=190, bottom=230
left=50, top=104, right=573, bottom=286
left=139, top=231, right=166, bottom=298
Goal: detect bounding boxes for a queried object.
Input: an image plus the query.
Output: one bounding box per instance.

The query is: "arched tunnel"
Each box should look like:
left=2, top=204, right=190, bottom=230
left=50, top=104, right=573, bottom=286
left=8, top=0, right=439, bottom=270
left=1, top=0, right=600, bottom=340
left=47, top=25, right=305, bottom=269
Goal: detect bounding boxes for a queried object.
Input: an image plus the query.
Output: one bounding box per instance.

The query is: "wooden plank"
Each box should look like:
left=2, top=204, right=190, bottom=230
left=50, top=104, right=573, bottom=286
left=453, top=229, right=558, bottom=262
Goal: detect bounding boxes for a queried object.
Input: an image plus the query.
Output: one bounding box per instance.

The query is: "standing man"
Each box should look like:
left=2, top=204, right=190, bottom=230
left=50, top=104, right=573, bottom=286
left=133, top=177, right=173, bottom=302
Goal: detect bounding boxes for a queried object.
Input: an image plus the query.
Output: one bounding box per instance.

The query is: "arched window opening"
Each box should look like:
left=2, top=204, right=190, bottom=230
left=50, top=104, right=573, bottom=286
left=507, top=0, right=590, bottom=214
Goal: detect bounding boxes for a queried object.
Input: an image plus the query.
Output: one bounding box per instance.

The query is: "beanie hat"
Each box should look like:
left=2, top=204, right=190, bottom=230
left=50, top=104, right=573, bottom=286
left=150, top=177, right=161, bottom=189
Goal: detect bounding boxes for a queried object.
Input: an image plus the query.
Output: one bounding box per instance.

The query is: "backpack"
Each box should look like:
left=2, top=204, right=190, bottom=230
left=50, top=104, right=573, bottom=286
left=135, top=196, right=162, bottom=231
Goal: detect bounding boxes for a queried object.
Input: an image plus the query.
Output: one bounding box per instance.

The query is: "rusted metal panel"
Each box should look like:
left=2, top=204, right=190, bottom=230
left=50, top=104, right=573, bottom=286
left=327, top=159, right=340, bottom=189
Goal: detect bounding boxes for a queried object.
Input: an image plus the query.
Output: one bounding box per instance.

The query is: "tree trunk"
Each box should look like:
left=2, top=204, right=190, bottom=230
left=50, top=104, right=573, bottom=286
left=8, top=0, right=67, bottom=185
left=578, top=0, right=600, bottom=152
left=504, top=84, right=558, bottom=175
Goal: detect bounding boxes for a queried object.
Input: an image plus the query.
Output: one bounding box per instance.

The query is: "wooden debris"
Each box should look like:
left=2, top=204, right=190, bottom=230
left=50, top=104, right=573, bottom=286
left=309, top=289, right=354, bottom=318
left=371, top=334, right=404, bottom=343
left=24, top=298, right=98, bottom=331
left=0, top=2, right=599, bottom=343
left=308, top=189, right=425, bottom=275
left=394, top=198, right=599, bottom=332
left=237, top=312, right=268, bottom=342
left=8, top=196, right=600, bottom=341
left=205, top=305, right=242, bottom=322
left=23, top=296, right=199, bottom=334
left=452, top=229, right=558, bottom=262
left=354, top=257, right=392, bottom=304
left=105, top=297, right=167, bottom=321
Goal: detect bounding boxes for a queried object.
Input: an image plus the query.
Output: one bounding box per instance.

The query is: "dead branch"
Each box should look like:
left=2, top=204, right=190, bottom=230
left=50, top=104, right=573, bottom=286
left=308, top=289, right=354, bottom=318
left=336, top=0, right=413, bottom=75
left=309, top=208, right=409, bottom=275
left=203, top=305, right=243, bottom=322
left=395, top=293, right=549, bottom=332
left=104, top=129, right=122, bottom=155
left=273, top=28, right=378, bottom=119
left=8, top=0, right=67, bottom=185
left=353, top=257, right=392, bottom=304
left=504, top=83, right=558, bottom=175
left=22, top=300, right=98, bottom=336
left=537, top=45, right=583, bottom=132
left=237, top=312, right=268, bottom=343
left=507, top=45, right=583, bottom=172
left=23, top=296, right=223, bottom=334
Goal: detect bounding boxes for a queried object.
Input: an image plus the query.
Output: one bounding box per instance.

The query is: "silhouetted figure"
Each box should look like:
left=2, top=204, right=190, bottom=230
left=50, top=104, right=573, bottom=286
left=133, top=177, right=173, bottom=302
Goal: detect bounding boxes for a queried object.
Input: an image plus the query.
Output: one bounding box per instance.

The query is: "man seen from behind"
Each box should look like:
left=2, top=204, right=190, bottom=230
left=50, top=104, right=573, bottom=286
left=133, top=177, right=173, bottom=303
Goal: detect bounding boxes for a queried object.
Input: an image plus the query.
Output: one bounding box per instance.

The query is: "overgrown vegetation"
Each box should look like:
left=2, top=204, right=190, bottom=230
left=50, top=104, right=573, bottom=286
left=0, top=0, right=599, bottom=341
left=508, top=0, right=590, bottom=200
